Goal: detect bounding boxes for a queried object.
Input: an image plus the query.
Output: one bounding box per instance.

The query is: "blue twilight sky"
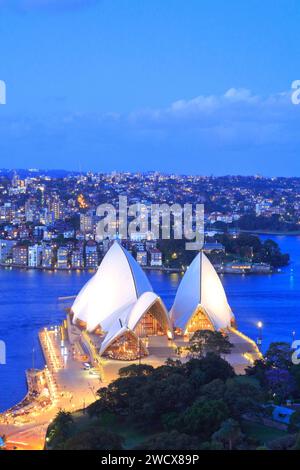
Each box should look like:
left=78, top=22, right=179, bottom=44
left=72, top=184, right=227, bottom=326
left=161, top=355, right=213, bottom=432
left=0, top=0, right=300, bottom=175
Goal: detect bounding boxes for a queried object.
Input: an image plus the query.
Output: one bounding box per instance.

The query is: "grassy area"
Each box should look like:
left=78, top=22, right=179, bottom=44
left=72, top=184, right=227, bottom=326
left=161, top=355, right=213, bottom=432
left=242, top=420, right=287, bottom=445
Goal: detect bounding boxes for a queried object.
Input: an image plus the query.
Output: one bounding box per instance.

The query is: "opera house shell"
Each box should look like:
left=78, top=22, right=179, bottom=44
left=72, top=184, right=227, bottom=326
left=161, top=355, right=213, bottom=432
left=170, top=251, right=235, bottom=335
left=71, top=242, right=173, bottom=360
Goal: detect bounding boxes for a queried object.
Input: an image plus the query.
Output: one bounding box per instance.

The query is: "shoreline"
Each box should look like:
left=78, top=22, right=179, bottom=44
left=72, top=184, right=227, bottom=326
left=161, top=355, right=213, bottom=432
left=0, top=263, right=183, bottom=274
left=0, top=233, right=292, bottom=275
left=0, top=263, right=283, bottom=275
left=239, top=229, right=300, bottom=236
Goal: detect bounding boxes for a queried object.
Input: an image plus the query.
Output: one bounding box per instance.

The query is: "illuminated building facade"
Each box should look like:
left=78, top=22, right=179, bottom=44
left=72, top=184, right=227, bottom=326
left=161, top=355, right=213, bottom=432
left=170, top=251, right=235, bottom=335
left=70, top=244, right=237, bottom=362
left=57, top=247, right=69, bottom=269
left=28, top=244, right=43, bottom=268
left=12, top=245, right=28, bottom=267
left=42, top=245, right=53, bottom=268
left=0, top=239, right=17, bottom=264
left=85, top=241, right=98, bottom=268
left=80, top=212, right=94, bottom=234
left=71, top=242, right=173, bottom=360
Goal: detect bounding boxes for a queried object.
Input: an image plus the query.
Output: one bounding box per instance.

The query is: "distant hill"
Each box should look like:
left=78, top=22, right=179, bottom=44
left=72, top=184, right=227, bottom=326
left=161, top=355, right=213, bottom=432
left=0, top=168, right=78, bottom=178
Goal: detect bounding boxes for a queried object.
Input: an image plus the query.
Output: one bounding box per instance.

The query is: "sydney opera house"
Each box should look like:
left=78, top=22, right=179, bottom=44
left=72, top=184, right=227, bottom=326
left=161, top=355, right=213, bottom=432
left=68, top=242, right=237, bottom=362
left=170, top=250, right=236, bottom=334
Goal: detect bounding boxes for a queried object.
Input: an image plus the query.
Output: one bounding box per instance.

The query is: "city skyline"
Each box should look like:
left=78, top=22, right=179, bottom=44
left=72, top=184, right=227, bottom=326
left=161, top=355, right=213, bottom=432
left=0, top=0, right=300, bottom=175
left=0, top=170, right=295, bottom=274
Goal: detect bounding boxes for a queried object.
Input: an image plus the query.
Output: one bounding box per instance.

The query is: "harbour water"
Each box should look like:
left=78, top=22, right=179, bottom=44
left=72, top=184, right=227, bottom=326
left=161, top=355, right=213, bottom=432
left=0, top=235, right=299, bottom=412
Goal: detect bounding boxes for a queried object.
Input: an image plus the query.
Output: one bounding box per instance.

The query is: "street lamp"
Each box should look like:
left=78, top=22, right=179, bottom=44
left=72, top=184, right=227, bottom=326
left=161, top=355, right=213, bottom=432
left=257, top=321, right=263, bottom=346
left=292, top=330, right=296, bottom=344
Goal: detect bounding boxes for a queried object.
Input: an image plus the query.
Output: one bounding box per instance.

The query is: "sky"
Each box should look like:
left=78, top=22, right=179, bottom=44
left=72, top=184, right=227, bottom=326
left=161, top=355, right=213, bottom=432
left=0, top=0, right=300, bottom=175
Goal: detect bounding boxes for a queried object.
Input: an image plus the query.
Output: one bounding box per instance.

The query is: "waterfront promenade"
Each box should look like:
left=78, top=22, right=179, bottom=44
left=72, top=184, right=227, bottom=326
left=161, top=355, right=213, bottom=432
left=0, top=327, right=99, bottom=450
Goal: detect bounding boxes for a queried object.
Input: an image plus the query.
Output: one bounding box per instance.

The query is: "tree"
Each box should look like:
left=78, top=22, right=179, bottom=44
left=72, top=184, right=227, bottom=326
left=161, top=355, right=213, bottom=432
left=265, top=342, right=292, bottom=369
left=92, top=366, right=195, bottom=427
left=127, top=372, right=195, bottom=426
left=268, top=434, right=297, bottom=450
left=187, top=330, right=233, bottom=358
left=292, top=432, right=300, bottom=450
left=200, top=378, right=225, bottom=401
left=224, top=377, right=263, bottom=418
left=198, top=440, right=224, bottom=450
left=136, top=430, right=198, bottom=450
left=185, top=353, right=235, bottom=383
left=62, top=428, right=123, bottom=450
left=88, top=387, right=115, bottom=417
left=265, top=368, right=296, bottom=402
left=290, top=364, right=300, bottom=393
left=152, top=362, right=185, bottom=380
left=47, top=410, right=74, bottom=447
left=119, top=364, right=154, bottom=378
left=181, top=398, right=229, bottom=439
left=64, top=427, right=123, bottom=450
left=246, top=359, right=269, bottom=386
left=212, top=419, right=242, bottom=450
left=261, top=239, right=289, bottom=268
left=288, top=411, right=300, bottom=433
left=165, top=358, right=183, bottom=368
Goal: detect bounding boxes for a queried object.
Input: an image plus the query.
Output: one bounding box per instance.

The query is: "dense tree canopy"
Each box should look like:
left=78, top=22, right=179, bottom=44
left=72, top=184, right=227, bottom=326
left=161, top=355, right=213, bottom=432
left=86, top=355, right=260, bottom=449
left=186, top=330, right=233, bottom=358
left=62, top=427, right=123, bottom=451
left=47, top=341, right=300, bottom=451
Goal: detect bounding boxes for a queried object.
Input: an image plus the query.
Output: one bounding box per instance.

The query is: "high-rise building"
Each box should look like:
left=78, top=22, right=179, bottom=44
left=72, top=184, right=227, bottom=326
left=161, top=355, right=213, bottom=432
left=0, top=203, right=14, bottom=223
left=10, top=172, right=26, bottom=194
left=25, top=198, right=38, bottom=223
left=42, top=245, right=54, bottom=269
left=12, top=245, right=28, bottom=266
left=12, top=171, right=20, bottom=188
left=50, top=198, right=62, bottom=221
left=57, top=247, right=69, bottom=269
left=0, top=239, right=17, bottom=263
left=80, top=212, right=94, bottom=234
left=85, top=240, right=98, bottom=268
left=136, top=250, right=148, bottom=266
left=148, top=248, right=162, bottom=267
left=71, top=249, right=84, bottom=269
left=28, top=244, right=43, bottom=268
left=40, top=208, right=54, bottom=226
left=33, top=226, right=46, bottom=240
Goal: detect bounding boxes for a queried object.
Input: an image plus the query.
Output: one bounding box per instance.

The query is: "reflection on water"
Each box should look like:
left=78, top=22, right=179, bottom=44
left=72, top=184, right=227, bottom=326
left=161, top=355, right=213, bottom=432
left=0, top=235, right=299, bottom=411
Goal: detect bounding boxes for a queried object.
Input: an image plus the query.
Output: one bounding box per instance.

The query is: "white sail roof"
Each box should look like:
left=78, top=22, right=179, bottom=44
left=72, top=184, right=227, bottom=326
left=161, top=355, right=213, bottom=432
left=72, top=242, right=153, bottom=332
left=170, top=251, right=233, bottom=332
left=72, top=242, right=173, bottom=355
left=99, top=291, right=173, bottom=355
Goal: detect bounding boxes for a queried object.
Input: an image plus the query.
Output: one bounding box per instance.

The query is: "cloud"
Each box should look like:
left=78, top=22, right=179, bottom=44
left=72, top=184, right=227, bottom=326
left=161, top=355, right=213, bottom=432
left=127, top=88, right=298, bottom=146
left=0, top=88, right=300, bottom=175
